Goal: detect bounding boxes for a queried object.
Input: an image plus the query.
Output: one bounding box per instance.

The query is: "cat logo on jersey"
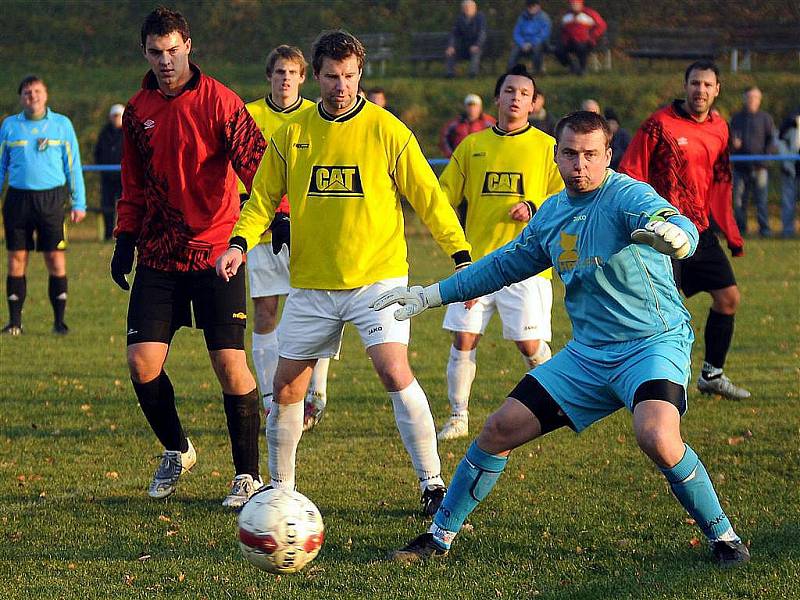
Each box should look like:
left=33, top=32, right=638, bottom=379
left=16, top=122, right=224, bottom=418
left=308, top=166, right=364, bottom=197
left=557, top=232, right=579, bottom=271
left=481, top=171, right=524, bottom=196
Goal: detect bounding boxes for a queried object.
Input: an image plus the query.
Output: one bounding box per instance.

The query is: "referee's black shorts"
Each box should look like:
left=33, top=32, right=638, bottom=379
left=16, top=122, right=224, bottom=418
left=672, top=229, right=737, bottom=297
left=2, top=186, right=68, bottom=251
left=126, top=265, right=247, bottom=351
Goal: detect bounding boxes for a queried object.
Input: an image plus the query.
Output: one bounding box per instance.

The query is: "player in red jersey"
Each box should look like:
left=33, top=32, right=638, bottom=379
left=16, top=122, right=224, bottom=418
left=110, top=7, right=267, bottom=507
left=620, top=60, right=750, bottom=401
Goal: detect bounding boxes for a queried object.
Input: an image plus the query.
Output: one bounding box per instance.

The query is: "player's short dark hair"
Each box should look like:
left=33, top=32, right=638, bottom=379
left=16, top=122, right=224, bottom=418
left=266, top=45, right=306, bottom=78
left=554, top=111, right=612, bottom=148
left=311, top=30, right=365, bottom=75
left=18, top=75, right=45, bottom=95
left=494, top=64, right=536, bottom=99
left=140, top=6, right=190, bottom=47
left=684, top=59, right=719, bottom=83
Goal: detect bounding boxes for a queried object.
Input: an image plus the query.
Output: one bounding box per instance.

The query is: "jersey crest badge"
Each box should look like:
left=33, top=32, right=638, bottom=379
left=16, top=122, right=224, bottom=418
left=481, top=171, right=524, bottom=196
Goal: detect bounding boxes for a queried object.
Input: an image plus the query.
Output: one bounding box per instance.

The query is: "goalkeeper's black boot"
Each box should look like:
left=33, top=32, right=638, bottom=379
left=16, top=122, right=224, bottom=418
left=712, top=540, right=750, bottom=568
left=389, top=533, right=449, bottom=564
left=421, top=484, right=446, bottom=517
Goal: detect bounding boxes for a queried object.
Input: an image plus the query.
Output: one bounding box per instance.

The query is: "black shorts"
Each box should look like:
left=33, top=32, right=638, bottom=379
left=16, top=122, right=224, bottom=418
left=672, top=229, right=736, bottom=297
left=127, top=265, right=246, bottom=351
left=2, top=186, right=68, bottom=251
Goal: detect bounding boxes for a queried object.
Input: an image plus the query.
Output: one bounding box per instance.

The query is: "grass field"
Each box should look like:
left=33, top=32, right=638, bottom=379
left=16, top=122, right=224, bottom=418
left=1, top=216, right=798, bottom=599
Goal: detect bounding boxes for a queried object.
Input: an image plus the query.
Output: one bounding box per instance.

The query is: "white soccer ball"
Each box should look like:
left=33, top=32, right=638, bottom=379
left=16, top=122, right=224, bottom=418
left=237, top=488, right=325, bottom=574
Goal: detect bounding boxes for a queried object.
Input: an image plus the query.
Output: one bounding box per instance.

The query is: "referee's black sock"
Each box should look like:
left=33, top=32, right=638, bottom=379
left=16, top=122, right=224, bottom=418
left=133, top=371, right=189, bottom=453
left=703, top=309, right=735, bottom=376
left=223, top=389, right=261, bottom=478
left=6, top=276, right=26, bottom=327
left=48, top=275, right=68, bottom=325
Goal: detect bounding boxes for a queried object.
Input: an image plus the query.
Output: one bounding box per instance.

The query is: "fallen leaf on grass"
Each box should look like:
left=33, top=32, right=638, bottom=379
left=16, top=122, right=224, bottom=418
left=727, top=436, right=745, bottom=446
left=80, top=404, right=91, bottom=411
left=158, top=515, right=171, bottom=523
left=211, top=470, right=221, bottom=477
left=137, top=553, right=151, bottom=562
left=684, top=518, right=696, bottom=525
left=178, top=573, right=185, bottom=583
left=689, top=538, right=701, bottom=548
left=105, top=471, right=119, bottom=479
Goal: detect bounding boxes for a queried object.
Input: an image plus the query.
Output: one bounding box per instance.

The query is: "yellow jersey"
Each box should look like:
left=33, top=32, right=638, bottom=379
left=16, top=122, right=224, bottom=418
left=233, top=96, right=471, bottom=290
left=238, top=94, right=314, bottom=245
left=439, top=123, right=564, bottom=278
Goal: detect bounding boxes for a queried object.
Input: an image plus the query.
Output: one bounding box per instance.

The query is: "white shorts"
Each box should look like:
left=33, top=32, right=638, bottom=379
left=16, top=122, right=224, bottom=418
left=278, top=277, right=410, bottom=360
left=247, top=243, right=290, bottom=298
left=442, top=276, right=552, bottom=341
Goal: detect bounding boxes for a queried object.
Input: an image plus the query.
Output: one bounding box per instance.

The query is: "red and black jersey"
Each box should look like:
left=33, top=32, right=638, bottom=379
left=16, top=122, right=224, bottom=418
left=116, top=64, right=266, bottom=271
left=619, top=100, right=743, bottom=256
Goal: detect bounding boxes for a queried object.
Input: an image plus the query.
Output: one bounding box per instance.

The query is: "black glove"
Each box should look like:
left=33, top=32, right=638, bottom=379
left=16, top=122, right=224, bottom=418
left=239, top=193, right=249, bottom=209
left=270, top=212, right=290, bottom=255
left=110, top=233, right=136, bottom=291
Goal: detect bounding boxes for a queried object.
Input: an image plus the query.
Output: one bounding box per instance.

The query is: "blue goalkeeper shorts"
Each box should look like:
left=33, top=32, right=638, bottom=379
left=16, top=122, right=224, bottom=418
left=532, top=321, right=694, bottom=432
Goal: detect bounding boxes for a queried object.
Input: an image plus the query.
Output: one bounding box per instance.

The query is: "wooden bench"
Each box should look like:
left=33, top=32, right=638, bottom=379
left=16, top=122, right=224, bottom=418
left=407, top=30, right=507, bottom=74
left=357, top=32, right=396, bottom=77
left=626, top=28, right=723, bottom=62
left=727, top=24, right=800, bottom=72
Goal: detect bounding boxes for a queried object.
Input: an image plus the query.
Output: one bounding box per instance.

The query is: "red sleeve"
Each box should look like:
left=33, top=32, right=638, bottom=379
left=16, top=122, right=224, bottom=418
left=440, top=118, right=457, bottom=158
left=114, top=105, right=146, bottom=238
left=708, top=137, right=744, bottom=256
left=225, top=104, right=266, bottom=193
left=618, top=119, right=656, bottom=183
left=586, top=8, right=607, bottom=43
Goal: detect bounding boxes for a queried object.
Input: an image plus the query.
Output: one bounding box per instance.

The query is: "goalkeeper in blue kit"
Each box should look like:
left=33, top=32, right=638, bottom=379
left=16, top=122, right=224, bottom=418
left=373, top=111, right=750, bottom=568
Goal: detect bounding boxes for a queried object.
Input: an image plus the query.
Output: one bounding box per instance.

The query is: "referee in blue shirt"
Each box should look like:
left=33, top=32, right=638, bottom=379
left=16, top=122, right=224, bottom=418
left=0, top=75, right=86, bottom=335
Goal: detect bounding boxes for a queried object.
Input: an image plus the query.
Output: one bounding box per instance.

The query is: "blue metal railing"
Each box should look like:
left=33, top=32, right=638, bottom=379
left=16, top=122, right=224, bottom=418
left=83, top=154, right=800, bottom=173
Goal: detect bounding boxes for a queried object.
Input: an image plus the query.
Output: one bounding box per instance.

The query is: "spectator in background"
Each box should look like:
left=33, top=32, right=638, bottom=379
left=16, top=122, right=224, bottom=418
left=581, top=98, right=600, bottom=113
left=528, top=90, right=555, bottom=136
left=555, top=0, right=606, bottom=76
left=777, top=106, right=799, bottom=238
left=446, top=0, right=487, bottom=78
left=367, top=87, right=397, bottom=116
left=508, top=1, right=551, bottom=74
left=94, top=104, right=125, bottom=240
left=604, top=108, right=631, bottom=171
left=440, top=94, right=496, bottom=158
left=730, top=86, right=777, bottom=237
left=0, top=75, right=86, bottom=336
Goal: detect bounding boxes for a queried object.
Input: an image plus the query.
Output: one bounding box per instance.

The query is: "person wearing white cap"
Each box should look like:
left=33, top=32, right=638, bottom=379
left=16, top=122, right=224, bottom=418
left=439, top=93, right=496, bottom=158
left=94, top=104, right=125, bottom=240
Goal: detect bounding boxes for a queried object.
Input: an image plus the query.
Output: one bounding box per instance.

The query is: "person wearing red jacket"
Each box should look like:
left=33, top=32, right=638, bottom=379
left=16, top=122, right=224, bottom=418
left=554, top=0, right=607, bottom=75
left=109, top=7, right=267, bottom=507
left=440, top=94, right=496, bottom=158
left=619, top=60, right=750, bottom=402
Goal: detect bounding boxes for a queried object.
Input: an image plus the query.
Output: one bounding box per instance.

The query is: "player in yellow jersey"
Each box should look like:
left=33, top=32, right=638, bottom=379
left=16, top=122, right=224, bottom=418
left=217, top=30, right=471, bottom=516
left=436, top=64, right=564, bottom=441
left=239, top=45, right=332, bottom=434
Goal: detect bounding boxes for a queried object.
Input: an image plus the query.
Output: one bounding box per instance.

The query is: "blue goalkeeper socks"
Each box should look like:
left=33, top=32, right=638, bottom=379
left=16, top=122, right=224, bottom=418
left=660, top=443, right=738, bottom=542
left=429, top=441, right=508, bottom=548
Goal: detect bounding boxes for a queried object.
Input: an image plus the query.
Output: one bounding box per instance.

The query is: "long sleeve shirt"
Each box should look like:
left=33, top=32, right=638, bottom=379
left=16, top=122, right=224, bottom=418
left=116, top=64, right=265, bottom=272
left=560, top=6, right=607, bottom=46
left=513, top=10, right=552, bottom=47
left=439, top=171, right=698, bottom=347
left=449, top=12, right=488, bottom=49
left=232, top=97, right=470, bottom=290
left=0, top=108, right=86, bottom=210
left=619, top=100, right=743, bottom=256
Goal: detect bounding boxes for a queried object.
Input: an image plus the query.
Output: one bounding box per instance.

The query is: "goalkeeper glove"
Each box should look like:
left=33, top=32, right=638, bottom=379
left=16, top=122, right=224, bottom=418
left=631, top=220, right=691, bottom=259
left=370, top=284, right=443, bottom=321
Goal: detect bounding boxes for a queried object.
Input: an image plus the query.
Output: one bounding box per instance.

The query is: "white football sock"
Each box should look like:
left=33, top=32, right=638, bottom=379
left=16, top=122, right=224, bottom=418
left=252, top=331, right=279, bottom=411
left=523, top=341, right=552, bottom=369
left=306, top=357, right=330, bottom=403
left=266, top=401, right=303, bottom=490
left=389, top=379, right=443, bottom=491
left=447, top=346, right=477, bottom=416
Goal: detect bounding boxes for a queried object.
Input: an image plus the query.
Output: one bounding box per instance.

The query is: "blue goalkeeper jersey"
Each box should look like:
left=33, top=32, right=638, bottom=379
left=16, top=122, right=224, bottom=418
left=0, top=108, right=86, bottom=210
left=439, top=170, right=699, bottom=346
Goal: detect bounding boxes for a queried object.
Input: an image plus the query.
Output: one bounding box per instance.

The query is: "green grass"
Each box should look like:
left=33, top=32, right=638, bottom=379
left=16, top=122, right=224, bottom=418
left=0, top=214, right=798, bottom=599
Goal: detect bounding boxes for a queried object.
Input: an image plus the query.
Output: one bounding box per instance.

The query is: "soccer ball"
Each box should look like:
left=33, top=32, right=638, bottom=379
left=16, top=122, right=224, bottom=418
left=237, top=488, right=325, bottom=574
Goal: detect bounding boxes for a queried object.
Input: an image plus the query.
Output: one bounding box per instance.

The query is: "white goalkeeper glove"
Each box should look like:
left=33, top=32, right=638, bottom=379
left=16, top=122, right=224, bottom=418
left=370, top=284, right=443, bottom=321
left=631, top=220, right=691, bottom=259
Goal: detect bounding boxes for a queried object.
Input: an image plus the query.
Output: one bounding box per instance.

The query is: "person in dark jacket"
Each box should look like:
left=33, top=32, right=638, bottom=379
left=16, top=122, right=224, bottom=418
left=729, top=86, right=777, bottom=237
left=528, top=90, right=555, bottom=136
left=446, top=0, right=487, bottom=78
left=777, top=106, right=799, bottom=238
left=508, top=1, right=551, bottom=73
left=94, top=104, right=124, bottom=240
left=604, top=108, right=631, bottom=171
